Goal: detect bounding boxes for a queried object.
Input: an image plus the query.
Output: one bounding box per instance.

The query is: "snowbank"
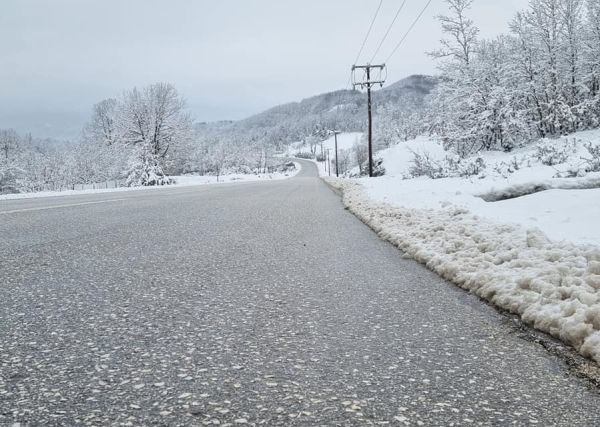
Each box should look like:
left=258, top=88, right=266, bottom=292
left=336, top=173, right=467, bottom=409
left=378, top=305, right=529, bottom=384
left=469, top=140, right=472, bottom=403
left=0, top=163, right=301, bottom=201
left=327, top=178, right=600, bottom=364
left=326, top=130, right=600, bottom=364
left=360, top=133, right=600, bottom=246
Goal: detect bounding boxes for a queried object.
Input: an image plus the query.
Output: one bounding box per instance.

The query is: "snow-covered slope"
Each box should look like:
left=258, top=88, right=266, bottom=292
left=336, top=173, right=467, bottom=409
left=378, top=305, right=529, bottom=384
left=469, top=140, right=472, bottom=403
left=196, top=75, right=436, bottom=151
left=361, top=132, right=600, bottom=246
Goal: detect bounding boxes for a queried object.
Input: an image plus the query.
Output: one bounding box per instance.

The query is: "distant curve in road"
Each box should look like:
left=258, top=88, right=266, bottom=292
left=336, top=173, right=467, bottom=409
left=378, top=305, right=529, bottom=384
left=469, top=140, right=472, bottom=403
left=1, top=160, right=599, bottom=425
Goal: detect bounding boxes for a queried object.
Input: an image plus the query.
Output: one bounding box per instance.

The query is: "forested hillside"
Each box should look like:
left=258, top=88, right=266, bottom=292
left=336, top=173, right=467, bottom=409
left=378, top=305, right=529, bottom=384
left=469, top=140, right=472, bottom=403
left=197, top=74, right=437, bottom=152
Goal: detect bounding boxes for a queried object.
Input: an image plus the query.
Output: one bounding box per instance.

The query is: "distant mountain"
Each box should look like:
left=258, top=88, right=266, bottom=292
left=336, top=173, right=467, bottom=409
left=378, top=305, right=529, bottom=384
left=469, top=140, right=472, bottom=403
left=0, top=111, right=88, bottom=141
left=377, top=74, right=438, bottom=105
left=3, top=75, right=437, bottom=145
left=199, top=75, right=437, bottom=146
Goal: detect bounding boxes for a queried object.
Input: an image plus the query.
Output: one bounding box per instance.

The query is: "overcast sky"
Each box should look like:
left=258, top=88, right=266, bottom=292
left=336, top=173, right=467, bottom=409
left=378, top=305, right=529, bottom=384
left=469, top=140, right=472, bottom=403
left=0, top=0, right=530, bottom=133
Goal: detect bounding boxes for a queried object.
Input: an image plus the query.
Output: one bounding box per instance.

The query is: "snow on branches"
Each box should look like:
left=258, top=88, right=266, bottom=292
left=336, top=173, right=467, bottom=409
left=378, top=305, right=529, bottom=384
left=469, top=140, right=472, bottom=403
left=84, top=82, right=193, bottom=187
left=430, top=0, right=600, bottom=157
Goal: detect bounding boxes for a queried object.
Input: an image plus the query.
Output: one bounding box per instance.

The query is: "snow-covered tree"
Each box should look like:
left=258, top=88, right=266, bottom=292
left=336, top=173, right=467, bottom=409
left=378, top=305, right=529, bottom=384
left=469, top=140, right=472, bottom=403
left=83, top=98, right=119, bottom=146
left=0, top=129, right=20, bottom=160
left=429, top=0, right=600, bottom=157
left=115, top=83, right=192, bottom=186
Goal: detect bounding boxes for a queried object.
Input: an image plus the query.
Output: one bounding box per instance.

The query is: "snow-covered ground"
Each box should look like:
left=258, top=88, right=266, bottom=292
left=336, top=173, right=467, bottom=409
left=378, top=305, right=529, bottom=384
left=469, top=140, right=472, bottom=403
left=287, top=132, right=362, bottom=161
left=309, top=132, right=365, bottom=177
left=326, top=130, right=600, bottom=364
left=362, top=132, right=600, bottom=247
left=0, top=163, right=301, bottom=201
left=321, top=132, right=363, bottom=153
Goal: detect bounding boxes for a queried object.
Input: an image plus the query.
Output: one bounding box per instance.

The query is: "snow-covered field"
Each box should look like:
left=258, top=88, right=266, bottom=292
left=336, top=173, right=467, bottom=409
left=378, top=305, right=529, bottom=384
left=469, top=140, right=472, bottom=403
left=0, top=163, right=300, bottom=201
left=360, top=132, right=600, bottom=247
left=321, top=132, right=363, bottom=152
left=326, top=131, right=600, bottom=364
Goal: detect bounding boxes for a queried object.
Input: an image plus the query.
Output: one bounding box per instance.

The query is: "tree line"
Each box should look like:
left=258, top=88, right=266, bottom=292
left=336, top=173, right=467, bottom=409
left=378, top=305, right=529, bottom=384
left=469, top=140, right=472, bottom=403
left=428, top=0, right=600, bottom=156
left=0, top=83, right=289, bottom=193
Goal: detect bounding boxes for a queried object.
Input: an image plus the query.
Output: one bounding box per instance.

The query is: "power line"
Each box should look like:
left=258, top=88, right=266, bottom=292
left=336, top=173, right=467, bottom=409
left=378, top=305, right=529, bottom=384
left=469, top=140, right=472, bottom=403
left=384, top=0, right=434, bottom=64
left=369, top=0, right=408, bottom=64
left=353, top=0, right=384, bottom=66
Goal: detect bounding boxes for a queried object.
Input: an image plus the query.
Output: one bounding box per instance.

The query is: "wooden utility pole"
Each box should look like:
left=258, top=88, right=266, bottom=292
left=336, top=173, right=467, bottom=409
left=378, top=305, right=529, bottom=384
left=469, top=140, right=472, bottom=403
left=332, top=130, right=341, bottom=177
left=352, top=64, right=385, bottom=177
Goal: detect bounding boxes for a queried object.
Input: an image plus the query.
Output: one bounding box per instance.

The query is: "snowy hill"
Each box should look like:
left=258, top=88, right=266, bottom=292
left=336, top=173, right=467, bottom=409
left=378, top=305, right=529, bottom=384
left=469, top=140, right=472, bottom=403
left=378, top=74, right=437, bottom=106
left=196, top=75, right=437, bottom=148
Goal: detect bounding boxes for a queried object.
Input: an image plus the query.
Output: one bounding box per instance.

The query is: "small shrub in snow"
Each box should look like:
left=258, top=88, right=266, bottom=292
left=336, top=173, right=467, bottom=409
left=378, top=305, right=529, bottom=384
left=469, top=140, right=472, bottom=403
left=0, top=165, right=25, bottom=194
left=553, top=141, right=600, bottom=177
left=553, top=161, right=588, bottom=178
left=407, top=150, right=447, bottom=179
left=315, top=153, right=326, bottom=162
left=364, top=157, right=386, bottom=177
left=294, top=152, right=314, bottom=160
left=348, top=157, right=386, bottom=178
left=126, top=143, right=174, bottom=187
left=582, top=142, right=600, bottom=172
left=447, top=155, right=487, bottom=178
left=493, top=156, right=529, bottom=178
left=229, top=165, right=253, bottom=175
left=408, top=150, right=486, bottom=179
left=534, top=138, right=577, bottom=166
left=276, top=162, right=297, bottom=173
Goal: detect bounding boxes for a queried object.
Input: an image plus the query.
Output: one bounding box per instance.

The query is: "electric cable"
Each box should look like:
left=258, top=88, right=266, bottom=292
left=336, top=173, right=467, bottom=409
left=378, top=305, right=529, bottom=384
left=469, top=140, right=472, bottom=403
left=369, top=0, right=408, bottom=63
left=384, top=0, right=434, bottom=64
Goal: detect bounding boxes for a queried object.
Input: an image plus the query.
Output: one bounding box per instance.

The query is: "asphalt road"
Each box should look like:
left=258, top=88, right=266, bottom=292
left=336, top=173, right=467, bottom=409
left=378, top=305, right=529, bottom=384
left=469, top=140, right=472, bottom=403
left=1, top=160, right=599, bottom=426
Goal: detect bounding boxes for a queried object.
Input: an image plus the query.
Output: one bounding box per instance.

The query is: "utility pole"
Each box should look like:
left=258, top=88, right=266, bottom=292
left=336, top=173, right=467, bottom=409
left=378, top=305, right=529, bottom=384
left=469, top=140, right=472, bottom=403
left=326, top=149, right=331, bottom=176
left=332, top=130, right=341, bottom=178
left=352, top=64, right=385, bottom=177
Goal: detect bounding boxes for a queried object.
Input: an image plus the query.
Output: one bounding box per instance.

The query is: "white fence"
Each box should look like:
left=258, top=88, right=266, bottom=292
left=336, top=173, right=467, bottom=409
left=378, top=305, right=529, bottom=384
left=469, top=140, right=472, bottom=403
left=69, top=180, right=126, bottom=191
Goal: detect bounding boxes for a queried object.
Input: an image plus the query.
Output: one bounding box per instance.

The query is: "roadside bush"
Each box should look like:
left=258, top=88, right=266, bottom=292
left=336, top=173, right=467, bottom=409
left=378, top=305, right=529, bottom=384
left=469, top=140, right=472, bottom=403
left=408, top=150, right=486, bottom=179
left=493, top=156, right=529, bottom=178
left=583, top=142, right=600, bottom=172
left=534, top=138, right=577, bottom=166
left=408, top=150, right=446, bottom=179
left=446, top=155, right=486, bottom=178
left=276, top=162, right=297, bottom=173
left=350, top=157, right=386, bottom=177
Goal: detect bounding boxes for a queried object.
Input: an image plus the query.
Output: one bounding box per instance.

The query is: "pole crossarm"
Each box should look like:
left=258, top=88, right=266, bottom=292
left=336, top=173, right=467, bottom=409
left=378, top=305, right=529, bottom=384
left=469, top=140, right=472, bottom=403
left=352, top=64, right=385, bottom=70
left=353, top=80, right=386, bottom=89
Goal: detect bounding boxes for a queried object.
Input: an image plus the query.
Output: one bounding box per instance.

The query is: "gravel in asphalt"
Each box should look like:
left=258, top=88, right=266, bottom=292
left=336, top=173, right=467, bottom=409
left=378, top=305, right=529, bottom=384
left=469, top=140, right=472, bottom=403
left=1, top=160, right=599, bottom=425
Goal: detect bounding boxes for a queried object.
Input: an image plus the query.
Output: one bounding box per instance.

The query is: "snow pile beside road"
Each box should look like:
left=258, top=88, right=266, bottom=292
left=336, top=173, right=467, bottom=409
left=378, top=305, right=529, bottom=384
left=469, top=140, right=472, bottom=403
left=328, top=178, right=600, bottom=364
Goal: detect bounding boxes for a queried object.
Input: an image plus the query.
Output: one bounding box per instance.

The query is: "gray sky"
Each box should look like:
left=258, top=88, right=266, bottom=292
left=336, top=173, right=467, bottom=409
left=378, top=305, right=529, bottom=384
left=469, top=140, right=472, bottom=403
left=0, top=0, right=530, bottom=136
